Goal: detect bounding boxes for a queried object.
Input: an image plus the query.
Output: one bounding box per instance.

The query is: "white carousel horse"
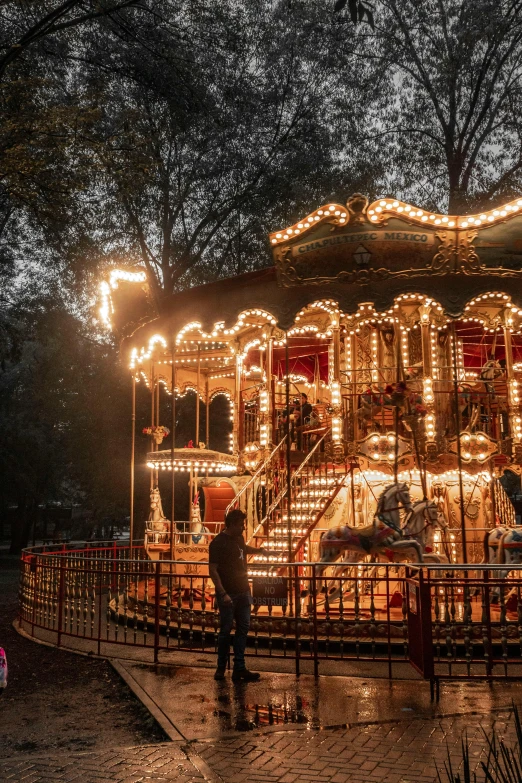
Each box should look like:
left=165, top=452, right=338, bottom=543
left=480, top=359, right=503, bottom=382
left=315, top=482, right=422, bottom=577
left=146, top=487, right=171, bottom=544
left=185, top=493, right=210, bottom=545
left=314, top=496, right=448, bottom=601
left=384, top=498, right=449, bottom=564
left=476, top=526, right=522, bottom=602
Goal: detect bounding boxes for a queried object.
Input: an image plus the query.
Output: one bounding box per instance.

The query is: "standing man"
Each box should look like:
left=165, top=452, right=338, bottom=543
left=209, top=509, right=267, bottom=681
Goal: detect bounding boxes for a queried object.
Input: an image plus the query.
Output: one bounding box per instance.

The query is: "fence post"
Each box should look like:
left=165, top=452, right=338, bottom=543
left=483, top=569, right=493, bottom=677
left=154, top=560, right=161, bottom=663
left=56, top=556, right=66, bottom=648
left=294, top=563, right=301, bottom=678
left=312, top=563, right=319, bottom=678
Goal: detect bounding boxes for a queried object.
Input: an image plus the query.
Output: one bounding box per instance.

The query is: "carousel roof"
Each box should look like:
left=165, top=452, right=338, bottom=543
left=103, top=193, right=522, bottom=349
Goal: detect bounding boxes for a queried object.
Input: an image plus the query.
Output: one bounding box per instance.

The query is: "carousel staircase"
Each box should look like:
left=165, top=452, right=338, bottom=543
left=242, top=429, right=350, bottom=572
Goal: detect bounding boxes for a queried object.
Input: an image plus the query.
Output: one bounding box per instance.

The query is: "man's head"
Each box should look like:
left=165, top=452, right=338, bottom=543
left=224, top=508, right=246, bottom=537
left=301, top=393, right=308, bottom=403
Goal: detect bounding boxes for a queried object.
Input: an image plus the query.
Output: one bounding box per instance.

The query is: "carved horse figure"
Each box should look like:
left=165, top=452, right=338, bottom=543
left=316, top=482, right=422, bottom=574
left=385, top=498, right=449, bottom=564
left=315, top=495, right=447, bottom=600
left=146, top=487, right=171, bottom=544
left=477, top=526, right=522, bottom=602
left=185, top=492, right=210, bottom=545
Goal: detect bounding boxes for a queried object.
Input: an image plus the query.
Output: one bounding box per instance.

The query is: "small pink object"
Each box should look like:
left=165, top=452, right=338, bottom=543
left=0, top=648, right=7, bottom=691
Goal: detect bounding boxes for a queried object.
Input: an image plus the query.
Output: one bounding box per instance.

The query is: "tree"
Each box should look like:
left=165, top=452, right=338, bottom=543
left=70, top=0, right=380, bottom=300
left=353, top=0, right=522, bottom=212
left=0, top=289, right=133, bottom=550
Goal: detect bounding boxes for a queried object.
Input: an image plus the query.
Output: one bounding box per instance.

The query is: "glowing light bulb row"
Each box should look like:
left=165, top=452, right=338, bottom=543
left=425, top=414, right=435, bottom=441
left=270, top=204, right=347, bottom=245
left=430, top=331, right=439, bottom=380
left=110, top=269, right=147, bottom=288
left=514, top=416, right=522, bottom=443
left=401, top=330, right=409, bottom=366
left=146, top=459, right=236, bottom=472
left=366, top=196, right=522, bottom=230
left=423, top=377, right=434, bottom=404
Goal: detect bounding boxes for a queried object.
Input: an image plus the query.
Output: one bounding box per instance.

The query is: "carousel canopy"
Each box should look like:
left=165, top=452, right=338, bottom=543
left=101, top=192, right=522, bottom=357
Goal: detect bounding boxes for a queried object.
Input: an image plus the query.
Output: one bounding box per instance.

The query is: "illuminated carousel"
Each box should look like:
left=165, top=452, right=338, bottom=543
left=99, top=192, right=522, bottom=647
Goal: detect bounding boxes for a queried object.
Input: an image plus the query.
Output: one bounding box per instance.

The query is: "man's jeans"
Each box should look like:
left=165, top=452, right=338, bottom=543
left=216, top=591, right=251, bottom=671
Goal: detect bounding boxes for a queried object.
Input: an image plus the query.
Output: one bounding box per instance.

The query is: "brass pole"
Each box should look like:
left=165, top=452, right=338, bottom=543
left=285, top=334, right=293, bottom=616
left=156, top=369, right=160, bottom=426
left=130, top=373, right=136, bottom=559
left=452, top=322, right=468, bottom=563
left=150, top=361, right=155, bottom=490
left=196, top=344, right=201, bottom=446
left=285, top=337, right=292, bottom=561
left=205, top=375, right=210, bottom=448
left=350, top=333, right=357, bottom=442
left=394, top=323, right=401, bottom=484
left=170, top=340, right=176, bottom=560
left=266, top=337, right=273, bottom=445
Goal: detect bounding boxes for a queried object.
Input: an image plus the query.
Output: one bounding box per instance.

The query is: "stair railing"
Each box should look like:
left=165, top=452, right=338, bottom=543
left=224, top=437, right=287, bottom=541
left=249, top=429, right=335, bottom=557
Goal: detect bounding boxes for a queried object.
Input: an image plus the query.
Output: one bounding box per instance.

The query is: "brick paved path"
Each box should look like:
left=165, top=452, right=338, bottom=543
left=0, top=710, right=516, bottom=783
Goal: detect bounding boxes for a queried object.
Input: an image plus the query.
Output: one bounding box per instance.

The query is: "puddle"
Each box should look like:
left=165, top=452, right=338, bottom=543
left=120, top=662, right=522, bottom=740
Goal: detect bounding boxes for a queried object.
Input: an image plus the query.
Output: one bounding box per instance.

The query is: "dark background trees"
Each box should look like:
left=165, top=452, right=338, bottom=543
left=2, top=0, right=522, bottom=547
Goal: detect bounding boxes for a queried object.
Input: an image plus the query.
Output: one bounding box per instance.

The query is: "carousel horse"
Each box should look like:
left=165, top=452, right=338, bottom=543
left=146, top=487, right=171, bottom=544
left=316, top=497, right=448, bottom=601
left=315, top=482, right=421, bottom=578
left=384, top=498, right=449, bottom=564
left=480, top=358, right=503, bottom=383
left=184, top=492, right=210, bottom=545
left=482, top=526, right=522, bottom=599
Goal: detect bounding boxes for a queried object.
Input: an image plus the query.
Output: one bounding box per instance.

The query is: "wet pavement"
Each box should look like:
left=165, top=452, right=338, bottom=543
left=116, top=659, right=522, bottom=740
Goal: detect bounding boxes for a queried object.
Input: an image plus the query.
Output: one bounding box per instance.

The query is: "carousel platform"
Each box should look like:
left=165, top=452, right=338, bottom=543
left=111, top=576, right=522, bottom=653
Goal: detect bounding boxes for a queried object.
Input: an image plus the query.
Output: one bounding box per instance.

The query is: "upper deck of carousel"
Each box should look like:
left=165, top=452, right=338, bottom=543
left=100, top=193, right=522, bottom=364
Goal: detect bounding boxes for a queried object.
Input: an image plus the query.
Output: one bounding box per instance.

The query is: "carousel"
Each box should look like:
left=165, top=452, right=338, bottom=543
left=99, top=192, right=522, bottom=642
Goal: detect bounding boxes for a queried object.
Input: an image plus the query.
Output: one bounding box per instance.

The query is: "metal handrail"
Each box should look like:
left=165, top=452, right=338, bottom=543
left=224, top=436, right=287, bottom=518
left=250, top=429, right=331, bottom=544
left=288, top=428, right=330, bottom=489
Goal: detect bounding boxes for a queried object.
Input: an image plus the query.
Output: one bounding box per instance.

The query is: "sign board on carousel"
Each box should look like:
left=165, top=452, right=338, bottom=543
left=252, top=576, right=288, bottom=607
left=270, top=193, right=522, bottom=289
left=173, top=544, right=208, bottom=589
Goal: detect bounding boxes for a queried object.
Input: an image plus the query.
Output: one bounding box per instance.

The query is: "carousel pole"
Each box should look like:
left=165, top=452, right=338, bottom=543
left=350, top=333, right=358, bottom=441
left=130, top=373, right=136, bottom=559
left=266, top=336, right=274, bottom=445
left=285, top=334, right=293, bottom=611
left=205, top=375, right=210, bottom=448
left=150, top=361, right=155, bottom=490
left=170, top=339, right=176, bottom=560
left=196, top=344, right=201, bottom=446
left=451, top=322, right=468, bottom=563
left=233, top=347, right=242, bottom=456
left=394, top=323, right=401, bottom=484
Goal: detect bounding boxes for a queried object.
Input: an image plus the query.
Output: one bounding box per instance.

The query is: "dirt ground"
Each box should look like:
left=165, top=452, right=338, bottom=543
left=0, top=554, right=166, bottom=760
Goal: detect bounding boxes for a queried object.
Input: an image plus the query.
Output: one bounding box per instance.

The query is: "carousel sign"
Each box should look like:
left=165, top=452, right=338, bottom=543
left=271, top=193, right=522, bottom=287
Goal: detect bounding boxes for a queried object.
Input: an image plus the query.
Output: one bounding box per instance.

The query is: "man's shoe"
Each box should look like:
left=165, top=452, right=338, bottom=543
left=232, top=669, right=260, bottom=682
left=214, top=669, right=226, bottom=681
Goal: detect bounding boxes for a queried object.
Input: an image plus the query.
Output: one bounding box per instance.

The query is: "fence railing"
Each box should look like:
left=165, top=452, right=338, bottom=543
left=18, top=544, right=522, bottom=680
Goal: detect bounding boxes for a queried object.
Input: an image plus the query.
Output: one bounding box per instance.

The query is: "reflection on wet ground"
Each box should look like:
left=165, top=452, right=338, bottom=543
left=118, top=660, right=522, bottom=740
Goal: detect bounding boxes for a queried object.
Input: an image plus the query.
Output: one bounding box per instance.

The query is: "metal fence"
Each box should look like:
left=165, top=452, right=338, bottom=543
left=17, top=543, right=522, bottom=682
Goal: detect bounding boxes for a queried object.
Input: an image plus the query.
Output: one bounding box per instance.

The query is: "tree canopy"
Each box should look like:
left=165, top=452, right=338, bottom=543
left=2, top=0, right=522, bottom=545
